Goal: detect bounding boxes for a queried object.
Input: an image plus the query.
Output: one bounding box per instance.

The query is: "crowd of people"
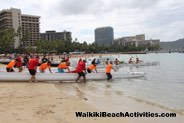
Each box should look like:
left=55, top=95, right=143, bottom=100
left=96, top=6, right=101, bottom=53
left=5, top=54, right=118, bottom=82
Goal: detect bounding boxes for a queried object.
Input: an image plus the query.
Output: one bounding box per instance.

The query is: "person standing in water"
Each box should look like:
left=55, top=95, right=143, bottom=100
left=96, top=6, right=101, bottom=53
left=87, top=61, right=98, bottom=73
left=106, top=61, right=116, bottom=81
left=58, top=61, right=71, bottom=73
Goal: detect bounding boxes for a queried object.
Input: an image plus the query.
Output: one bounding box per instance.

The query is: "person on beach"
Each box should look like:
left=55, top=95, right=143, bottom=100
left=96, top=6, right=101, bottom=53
left=41, top=54, right=48, bottom=63
left=23, top=54, right=29, bottom=68
left=65, top=55, right=69, bottom=62
left=58, top=61, right=71, bottom=73
left=6, top=59, right=18, bottom=72
left=39, top=61, right=52, bottom=73
left=75, top=59, right=87, bottom=83
left=16, top=54, right=23, bottom=72
left=28, top=56, right=39, bottom=82
left=87, top=61, right=98, bottom=73
left=106, top=61, right=116, bottom=81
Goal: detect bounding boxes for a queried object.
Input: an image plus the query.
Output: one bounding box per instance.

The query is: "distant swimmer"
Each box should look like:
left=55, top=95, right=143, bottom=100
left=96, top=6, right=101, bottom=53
left=114, top=58, right=120, bottom=65
left=75, top=59, right=87, bottom=83
left=39, top=61, right=52, bottom=73
left=106, top=61, right=116, bottom=81
left=58, top=61, right=71, bottom=73
left=6, top=59, right=18, bottom=72
left=136, top=57, right=140, bottom=64
left=128, top=57, right=133, bottom=64
left=87, top=61, right=98, bottom=73
left=106, top=58, right=109, bottom=63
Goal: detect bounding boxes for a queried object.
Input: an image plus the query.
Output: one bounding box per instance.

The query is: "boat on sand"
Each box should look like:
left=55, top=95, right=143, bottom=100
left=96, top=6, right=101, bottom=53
left=0, top=72, right=145, bottom=82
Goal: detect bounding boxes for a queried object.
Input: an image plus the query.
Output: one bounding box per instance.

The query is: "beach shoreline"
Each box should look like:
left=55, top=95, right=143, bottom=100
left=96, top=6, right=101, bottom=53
left=0, top=82, right=183, bottom=123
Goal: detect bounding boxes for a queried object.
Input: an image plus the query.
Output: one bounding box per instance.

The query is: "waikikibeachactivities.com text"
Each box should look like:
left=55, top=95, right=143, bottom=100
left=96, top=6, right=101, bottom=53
left=75, top=112, right=176, bottom=118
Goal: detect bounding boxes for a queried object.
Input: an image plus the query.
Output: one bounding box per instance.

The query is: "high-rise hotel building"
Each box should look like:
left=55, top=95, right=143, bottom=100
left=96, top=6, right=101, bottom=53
left=95, top=26, right=114, bottom=46
left=0, top=8, right=40, bottom=48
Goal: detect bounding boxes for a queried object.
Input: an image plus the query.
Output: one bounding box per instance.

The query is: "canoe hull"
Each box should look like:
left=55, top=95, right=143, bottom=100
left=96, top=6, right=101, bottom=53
left=0, top=72, right=145, bottom=82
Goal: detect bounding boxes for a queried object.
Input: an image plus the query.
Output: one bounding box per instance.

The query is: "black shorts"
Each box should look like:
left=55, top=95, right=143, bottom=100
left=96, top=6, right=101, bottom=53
left=6, top=68, right=14, bottom=72
left=87, top=68, right=91, bottom=73
left=78, top=72, right=85, bottom=77
left=106, top=73, right=112, bottom=80
left=29, top=69, right=36, bottom=75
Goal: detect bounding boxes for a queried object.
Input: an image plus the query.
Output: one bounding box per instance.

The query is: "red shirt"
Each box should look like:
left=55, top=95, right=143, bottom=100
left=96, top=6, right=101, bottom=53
left=28, top=58, right=39, bottom=70
left=65, top=57, right=69, bottom=62
left=76, top=61, right=86, bottom=72
left=16, top=56, right=22, bottom=67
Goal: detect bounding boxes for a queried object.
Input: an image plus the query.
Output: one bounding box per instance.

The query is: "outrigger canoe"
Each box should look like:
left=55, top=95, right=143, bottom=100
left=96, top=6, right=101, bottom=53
left=0, top=72, right=145, bottom=82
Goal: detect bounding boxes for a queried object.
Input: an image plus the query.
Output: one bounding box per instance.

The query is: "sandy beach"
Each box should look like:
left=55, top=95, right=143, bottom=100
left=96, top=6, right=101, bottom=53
left=0, top=82, right=183, bottom=123
left=0, top=82, right=128, bottom=123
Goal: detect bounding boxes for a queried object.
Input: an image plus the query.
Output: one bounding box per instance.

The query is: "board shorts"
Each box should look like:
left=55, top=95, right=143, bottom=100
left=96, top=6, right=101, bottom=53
left=78, top=72, right=85, bottom=77
left=106, top=73, right=112, bottom=80
left=6, top=68, right=14, bottom=72
left=29, top=69, right=36, bottom=75
left=87, top=68, right=91, bottom=73
left=58, top=68, right=65, bottom=73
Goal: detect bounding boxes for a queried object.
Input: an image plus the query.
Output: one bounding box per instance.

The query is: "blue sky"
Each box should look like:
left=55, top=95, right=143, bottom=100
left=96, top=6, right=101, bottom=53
left=0, top=0, right=184, bottom=43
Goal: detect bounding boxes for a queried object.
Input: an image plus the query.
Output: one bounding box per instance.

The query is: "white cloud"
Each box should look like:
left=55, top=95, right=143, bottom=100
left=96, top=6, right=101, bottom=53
left=0, top=0, right=184, bottom=43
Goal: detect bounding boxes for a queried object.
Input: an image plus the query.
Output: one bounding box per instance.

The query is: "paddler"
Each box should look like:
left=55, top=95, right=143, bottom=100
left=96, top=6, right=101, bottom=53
left=106, top=61, right=116, bottom=81
left=75, top=59, right=87, bottom=83
left=16, top=54, right=23, bottom=72
left=6, top=59, right=18, bottom=72
left=28, top=55, right=39, bottom=82
left=39, top=61, right=52, bottom=73
left=58, top=61, right=71, bottom=73
left=87, top=61, right=98, bottom=73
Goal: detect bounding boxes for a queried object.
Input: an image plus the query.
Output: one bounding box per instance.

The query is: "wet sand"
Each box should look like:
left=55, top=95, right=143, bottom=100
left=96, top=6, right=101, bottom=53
left=0, top=82, right=127, bottom=123
left=0, top=82, right=183, bottom=123
left=55, top=82, right=184, bottom=123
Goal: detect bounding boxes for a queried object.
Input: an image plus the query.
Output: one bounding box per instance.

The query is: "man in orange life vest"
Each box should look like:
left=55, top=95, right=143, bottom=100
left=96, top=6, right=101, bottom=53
left=87, top=61, right=98, bottom=73
left=58, top=61, right=70, bottom=73
left=39, top=61, right=52, bottom=73
left=106, top=61, right=116, bottom=81
left=6, top=59, right=19, bottom=72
